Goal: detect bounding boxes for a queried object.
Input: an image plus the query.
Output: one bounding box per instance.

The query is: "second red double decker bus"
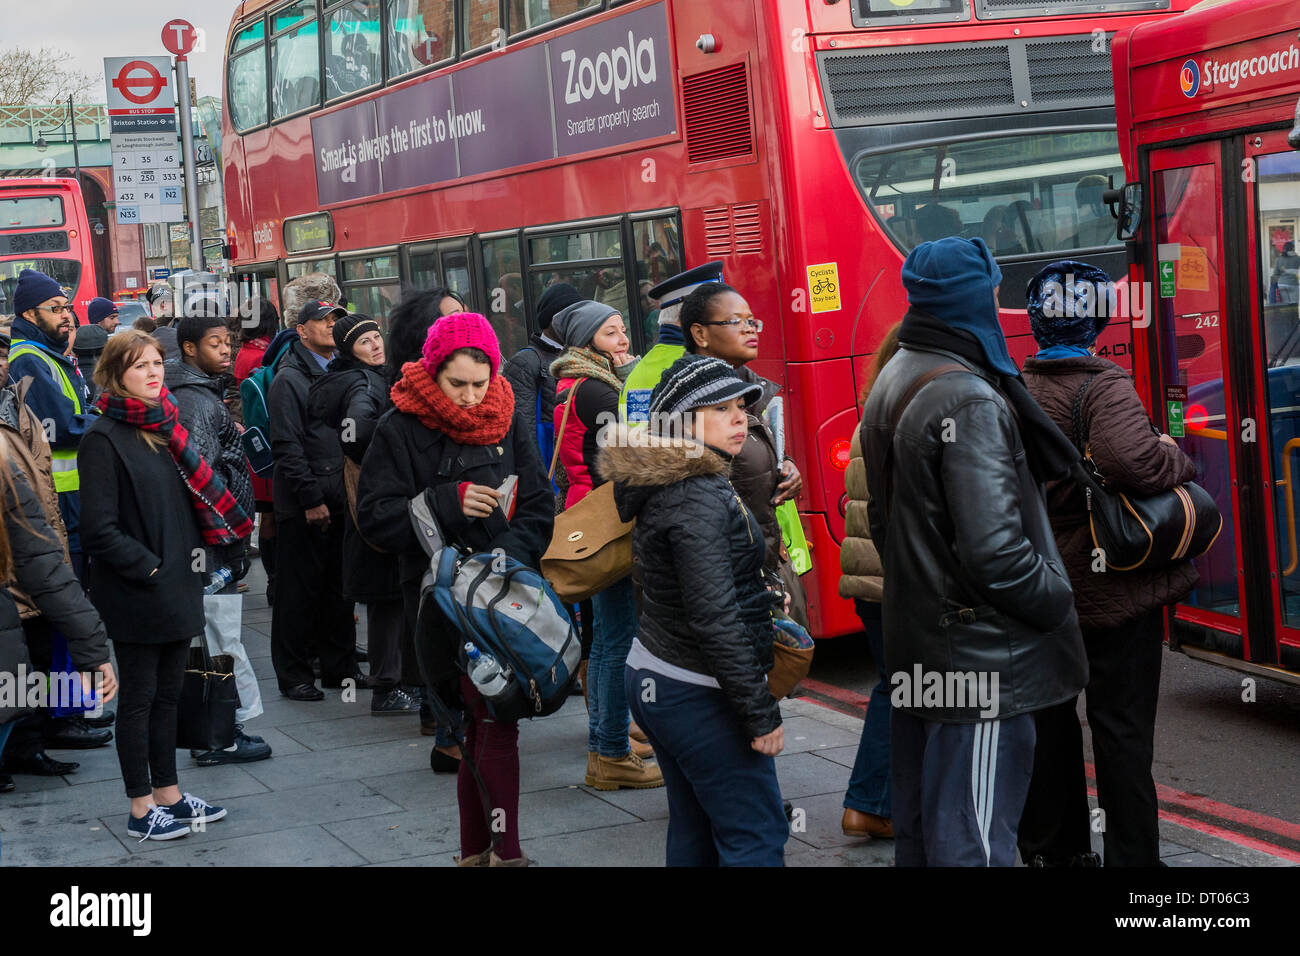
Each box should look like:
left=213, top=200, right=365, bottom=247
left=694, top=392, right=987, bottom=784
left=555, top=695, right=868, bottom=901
left=222, top=0, right=1191, bottom=638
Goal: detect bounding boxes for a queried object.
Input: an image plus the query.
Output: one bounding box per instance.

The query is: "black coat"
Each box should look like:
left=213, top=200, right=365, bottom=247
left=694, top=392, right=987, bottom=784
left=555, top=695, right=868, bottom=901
left=503, top=333, right=564, bottom=447
left=1, top=464, right=110, bottom=725
left=356, top=407, right=554, bottom=688
left=164, top=359, right=254, bottom=570
left=77, top=416, right=204, bottom=645
left=309, top=359, right=397, bottom=602
left=860, top=344, right=1088, bottom=722
left=270, top=340, right=345, bottom=521
left=602, top=432, right=782, bottom=740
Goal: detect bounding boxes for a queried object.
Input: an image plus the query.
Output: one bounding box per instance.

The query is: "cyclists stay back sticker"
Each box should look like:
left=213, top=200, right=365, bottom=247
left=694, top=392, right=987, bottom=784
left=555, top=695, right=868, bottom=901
left=807, top=262, right=841, bottom=314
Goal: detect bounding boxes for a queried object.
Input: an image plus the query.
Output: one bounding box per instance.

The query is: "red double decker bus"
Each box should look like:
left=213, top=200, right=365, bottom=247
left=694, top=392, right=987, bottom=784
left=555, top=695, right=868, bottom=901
left=222, top=0, right=1190, bottom=639
left=1112, top=0, right=1300, bottom=681
left=0, top=177, right=101, bottom=322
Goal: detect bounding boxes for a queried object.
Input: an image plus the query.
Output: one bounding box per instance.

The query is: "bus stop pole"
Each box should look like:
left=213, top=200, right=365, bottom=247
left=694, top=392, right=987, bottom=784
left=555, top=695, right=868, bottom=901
left=174, top=56, right=204, bottom=272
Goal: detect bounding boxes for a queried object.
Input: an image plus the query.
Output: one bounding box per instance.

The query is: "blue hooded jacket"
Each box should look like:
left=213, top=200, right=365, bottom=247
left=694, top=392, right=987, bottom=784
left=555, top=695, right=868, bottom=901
left=901, top=237, right=1017, bottom=376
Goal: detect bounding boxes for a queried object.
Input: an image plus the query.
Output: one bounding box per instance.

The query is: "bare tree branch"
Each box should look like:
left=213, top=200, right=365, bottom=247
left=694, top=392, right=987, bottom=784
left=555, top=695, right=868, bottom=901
left=0, top=47, right=102, bottom=104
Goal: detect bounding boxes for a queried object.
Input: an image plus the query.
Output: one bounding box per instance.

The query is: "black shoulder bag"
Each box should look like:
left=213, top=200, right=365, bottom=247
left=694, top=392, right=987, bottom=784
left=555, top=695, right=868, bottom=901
left=1068, top=374, right=1222, bottom=572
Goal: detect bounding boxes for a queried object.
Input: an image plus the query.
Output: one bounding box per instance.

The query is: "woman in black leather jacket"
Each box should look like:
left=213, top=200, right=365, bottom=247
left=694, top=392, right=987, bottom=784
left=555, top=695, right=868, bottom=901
left=602, top=355, right=787, bottom=866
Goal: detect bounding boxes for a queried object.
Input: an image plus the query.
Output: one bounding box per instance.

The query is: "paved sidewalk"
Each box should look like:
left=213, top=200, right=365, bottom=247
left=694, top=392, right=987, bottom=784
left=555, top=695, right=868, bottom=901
left=0, top=562, right=1288, bottom=866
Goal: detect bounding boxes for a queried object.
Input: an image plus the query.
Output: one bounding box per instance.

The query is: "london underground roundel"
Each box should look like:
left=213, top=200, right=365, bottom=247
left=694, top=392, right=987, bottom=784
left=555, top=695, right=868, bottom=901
left=1180, top=59, right=1201, bottom=98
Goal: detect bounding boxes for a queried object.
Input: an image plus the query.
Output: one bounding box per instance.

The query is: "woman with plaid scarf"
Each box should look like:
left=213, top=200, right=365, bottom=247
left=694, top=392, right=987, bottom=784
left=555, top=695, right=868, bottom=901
left=78, top=330, right=251, bottom=842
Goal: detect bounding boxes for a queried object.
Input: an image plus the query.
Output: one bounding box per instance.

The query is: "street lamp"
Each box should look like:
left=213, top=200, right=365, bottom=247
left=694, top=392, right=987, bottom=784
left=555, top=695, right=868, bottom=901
left=33, top=96, right=82, bottom=189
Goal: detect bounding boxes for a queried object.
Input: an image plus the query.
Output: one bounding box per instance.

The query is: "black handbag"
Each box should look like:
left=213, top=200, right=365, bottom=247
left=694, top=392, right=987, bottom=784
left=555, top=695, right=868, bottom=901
left=176, top=638, right=239, bottom=752
left=1069, top=375, right=1222, bottom=572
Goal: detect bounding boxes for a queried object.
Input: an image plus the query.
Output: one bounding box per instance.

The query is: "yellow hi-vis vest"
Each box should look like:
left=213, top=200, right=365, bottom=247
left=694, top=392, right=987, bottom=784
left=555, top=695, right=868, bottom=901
left=8, top=341, right=82, bottom=493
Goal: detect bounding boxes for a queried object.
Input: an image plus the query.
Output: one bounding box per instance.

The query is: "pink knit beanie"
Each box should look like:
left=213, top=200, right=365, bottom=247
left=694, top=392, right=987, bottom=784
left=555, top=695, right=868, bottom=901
left=420, top=312, right=502, bottom=378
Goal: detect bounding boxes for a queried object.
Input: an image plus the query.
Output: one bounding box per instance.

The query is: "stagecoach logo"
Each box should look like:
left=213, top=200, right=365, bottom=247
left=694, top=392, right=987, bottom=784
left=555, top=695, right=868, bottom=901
left=561, top=30, right=657, bottom=106
left=1182, top=44, right=1300, bottom=98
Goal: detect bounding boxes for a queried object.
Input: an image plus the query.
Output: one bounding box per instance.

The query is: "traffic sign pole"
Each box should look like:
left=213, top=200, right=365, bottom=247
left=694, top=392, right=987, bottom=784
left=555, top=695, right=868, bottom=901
left=174, top=55, right=203, bottom=272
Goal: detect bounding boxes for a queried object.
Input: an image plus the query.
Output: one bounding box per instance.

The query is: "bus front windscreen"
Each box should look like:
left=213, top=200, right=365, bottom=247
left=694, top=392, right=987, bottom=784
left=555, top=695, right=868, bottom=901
left=0, top=258, right=81, bottom=313
left=853, top=130, right=1126, bottom=259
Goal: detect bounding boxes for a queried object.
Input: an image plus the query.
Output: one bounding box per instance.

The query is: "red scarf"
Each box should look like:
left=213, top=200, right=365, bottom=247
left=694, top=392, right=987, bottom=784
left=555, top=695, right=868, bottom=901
left=390, top=360, right=514, bottom=445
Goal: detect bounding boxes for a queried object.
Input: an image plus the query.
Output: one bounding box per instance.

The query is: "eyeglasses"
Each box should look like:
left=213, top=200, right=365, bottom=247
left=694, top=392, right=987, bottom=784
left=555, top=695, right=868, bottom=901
left=702, top=317, right=763, bottom=332
left=40, top=304, right=74, bottom=315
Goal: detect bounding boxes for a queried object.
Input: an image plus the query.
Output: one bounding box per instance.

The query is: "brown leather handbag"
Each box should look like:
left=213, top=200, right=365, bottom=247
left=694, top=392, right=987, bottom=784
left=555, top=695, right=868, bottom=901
left=540, top=380, right=635, bottom=602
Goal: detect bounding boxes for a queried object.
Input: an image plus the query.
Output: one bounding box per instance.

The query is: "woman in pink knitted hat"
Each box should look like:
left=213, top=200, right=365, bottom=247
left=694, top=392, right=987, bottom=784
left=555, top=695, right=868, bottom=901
left=356, top=312, right=554, bottom=866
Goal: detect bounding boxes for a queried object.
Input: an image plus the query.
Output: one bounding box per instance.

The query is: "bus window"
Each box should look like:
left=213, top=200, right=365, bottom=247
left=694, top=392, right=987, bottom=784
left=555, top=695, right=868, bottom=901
left=272, top=2, right=321, bottom=120
left=852, top=130, right=1125, bottom=257
left=386, top=0, right=454, bottom=77
left=229, top=48, right=269, bottom=131
left=440, top=246, right=471, bottom=300
left=342, top=254, right=400, bottom=324
left=325, top=0, right=381, bottom=99
left=508, top=0, right=599, bottom=35
left=288, top=257, right=337, bottom=279
left=460, top=0, right=501, bottom=52
left=632, top=215, right=682, bottom=346
left=1, top=196, right=64, bottom=228
left=481, top=235, right=528, bottom=358
left=528, top=226, right=628, bottom=330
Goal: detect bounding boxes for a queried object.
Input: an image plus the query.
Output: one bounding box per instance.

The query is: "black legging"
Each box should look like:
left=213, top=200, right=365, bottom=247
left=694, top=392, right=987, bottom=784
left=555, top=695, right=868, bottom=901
left=113, top=639, right=190, bottom=799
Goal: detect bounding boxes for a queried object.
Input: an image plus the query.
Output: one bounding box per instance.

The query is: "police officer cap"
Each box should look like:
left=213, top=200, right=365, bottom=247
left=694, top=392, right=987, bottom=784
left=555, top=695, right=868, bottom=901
left=648, top=261, right=725, bottom=309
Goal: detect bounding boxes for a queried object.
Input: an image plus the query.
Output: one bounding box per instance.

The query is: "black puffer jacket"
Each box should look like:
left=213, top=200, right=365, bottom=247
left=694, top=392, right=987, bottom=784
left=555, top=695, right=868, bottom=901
left=309, top=358, right=397, bottom=603
left=602, top=429, right=782, bottom=739
left=860, top=344, right=1087, bottom=722
left=1, top=464, right=110, bottom=725
left=270, top=340, right=345, bottom=520
left=164, top=359, right=254, bottom=570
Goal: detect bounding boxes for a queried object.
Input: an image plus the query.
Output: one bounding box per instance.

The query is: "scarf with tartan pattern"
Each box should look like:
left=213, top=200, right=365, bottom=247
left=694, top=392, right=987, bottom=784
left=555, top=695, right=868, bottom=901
left=95, top=386, right=254, bottom=546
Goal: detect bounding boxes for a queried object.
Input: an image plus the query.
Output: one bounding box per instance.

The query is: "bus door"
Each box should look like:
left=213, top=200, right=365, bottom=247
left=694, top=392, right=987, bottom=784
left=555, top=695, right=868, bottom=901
left=1245, top=130, right=1300, bottom=662
left=1147, top=142, right=1255, bottom=651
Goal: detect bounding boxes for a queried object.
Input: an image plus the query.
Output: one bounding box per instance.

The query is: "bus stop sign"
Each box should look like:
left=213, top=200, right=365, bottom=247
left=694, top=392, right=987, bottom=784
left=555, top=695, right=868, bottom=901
left=162, top=19, right=198, bottom=58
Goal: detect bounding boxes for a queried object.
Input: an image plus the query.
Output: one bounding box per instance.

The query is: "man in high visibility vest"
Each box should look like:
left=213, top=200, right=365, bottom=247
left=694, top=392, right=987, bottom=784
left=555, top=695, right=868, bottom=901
left=5, top=268, right=111, bottom=761
left=618, top=261, right=724, bottom=424
left=8, top=269, right=95, bottom=566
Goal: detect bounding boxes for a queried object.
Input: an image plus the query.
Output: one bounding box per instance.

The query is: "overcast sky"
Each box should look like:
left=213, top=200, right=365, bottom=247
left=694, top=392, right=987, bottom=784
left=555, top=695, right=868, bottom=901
left=11, top=0, right=240, bottom=103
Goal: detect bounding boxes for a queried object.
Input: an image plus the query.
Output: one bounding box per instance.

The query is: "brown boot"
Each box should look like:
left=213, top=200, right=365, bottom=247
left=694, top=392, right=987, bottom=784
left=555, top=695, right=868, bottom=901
left=591, top=752, right=664, bottom=791
left=579, top=660, right=589, bottom=713
left=841, top=807, right=894, bottom=839
left=584, top=751, right=598, bottom=787
left=455, top=849, right=491, bottom=866
left=629, top=721, right=649, bottom=745
left=629, top=736, right=654, bottom=760
left=489, top=851, right=532, bottom=867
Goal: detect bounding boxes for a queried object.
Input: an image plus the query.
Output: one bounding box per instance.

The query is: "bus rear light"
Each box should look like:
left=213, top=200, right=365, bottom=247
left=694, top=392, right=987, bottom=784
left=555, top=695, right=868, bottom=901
left=839, top=493, right=849, bottom=518
left=68, top=229, right=77, bottom=240
left=830, top=438, right=851, bottom=471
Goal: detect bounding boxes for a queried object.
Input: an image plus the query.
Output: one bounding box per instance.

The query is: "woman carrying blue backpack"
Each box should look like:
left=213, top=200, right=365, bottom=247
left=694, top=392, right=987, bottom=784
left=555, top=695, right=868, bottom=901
left=356, top=313, right=553, bottom=866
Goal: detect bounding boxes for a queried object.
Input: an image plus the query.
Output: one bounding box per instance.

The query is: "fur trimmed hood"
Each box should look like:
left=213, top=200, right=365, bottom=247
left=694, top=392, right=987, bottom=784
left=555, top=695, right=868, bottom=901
left=597, top=425, right=729, bottom=487
left=600, top=426, right=732, bottom=523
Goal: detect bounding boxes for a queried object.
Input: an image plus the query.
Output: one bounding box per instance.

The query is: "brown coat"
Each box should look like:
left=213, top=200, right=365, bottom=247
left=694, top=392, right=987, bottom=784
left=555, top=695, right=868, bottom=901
left=1022, top=354, right=1198, bottom=629
left=839, top=426, right=883, bottom=602
left=0, top=378, right=70, bottom=619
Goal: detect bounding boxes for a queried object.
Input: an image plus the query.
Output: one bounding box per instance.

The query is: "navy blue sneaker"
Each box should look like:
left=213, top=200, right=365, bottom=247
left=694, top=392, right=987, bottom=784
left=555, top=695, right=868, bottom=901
left=127, top=805, right=190, bottom=842
left=162, top=792, right=227, bottom=827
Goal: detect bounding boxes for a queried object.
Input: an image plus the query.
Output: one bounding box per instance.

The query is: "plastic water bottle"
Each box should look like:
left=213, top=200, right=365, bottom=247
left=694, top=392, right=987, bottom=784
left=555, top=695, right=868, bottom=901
left=204, top=567, right=233, bottom=595
left=465, top=642, right=509, bottom=698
